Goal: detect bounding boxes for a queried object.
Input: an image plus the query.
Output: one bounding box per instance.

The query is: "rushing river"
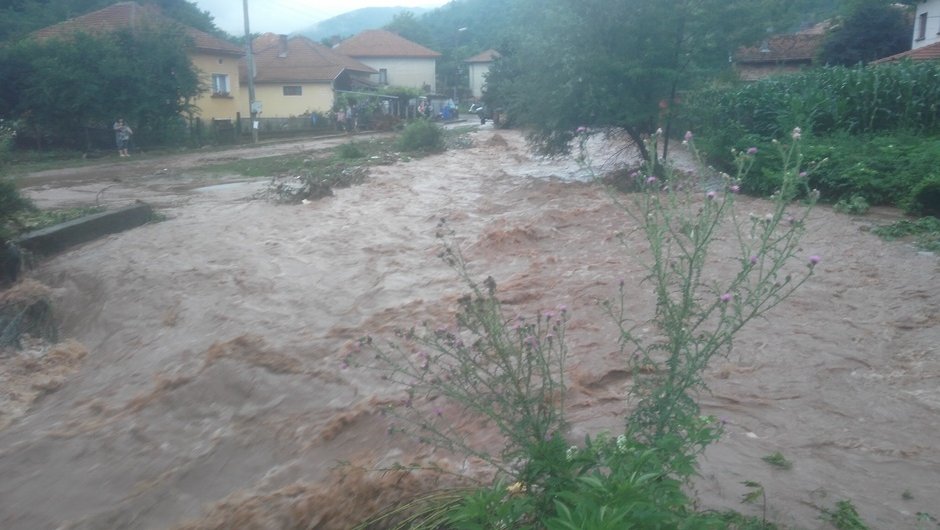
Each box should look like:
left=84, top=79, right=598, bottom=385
left=1, top=129, right=938, bottom=529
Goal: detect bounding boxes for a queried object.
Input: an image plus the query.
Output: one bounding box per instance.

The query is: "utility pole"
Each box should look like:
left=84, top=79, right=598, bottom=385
left=243, top=0, right=258, bottom=143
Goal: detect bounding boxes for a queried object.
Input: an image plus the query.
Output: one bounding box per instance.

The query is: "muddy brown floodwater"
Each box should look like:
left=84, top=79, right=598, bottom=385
left=1, top=128, right=938, bottom=529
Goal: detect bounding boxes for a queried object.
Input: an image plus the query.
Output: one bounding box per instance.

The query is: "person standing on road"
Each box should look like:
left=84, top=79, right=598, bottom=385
left=113, top=118, right=133, bottom=157
left=469, top=102, right=487, bottom=125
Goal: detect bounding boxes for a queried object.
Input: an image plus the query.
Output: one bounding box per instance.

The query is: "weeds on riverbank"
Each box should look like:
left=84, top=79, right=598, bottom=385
left=354, top=129, right=822, bottom=528
left=872, top=216, right=940, bottom=253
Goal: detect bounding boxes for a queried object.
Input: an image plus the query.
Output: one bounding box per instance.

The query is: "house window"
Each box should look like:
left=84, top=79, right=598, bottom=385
left=212, top=73, right=230, bottom=96
left=283, top=85, right=303, bottom=96
left=379, top=68, right=388, bottom=85
left=918, top=12, right=927, bottom=40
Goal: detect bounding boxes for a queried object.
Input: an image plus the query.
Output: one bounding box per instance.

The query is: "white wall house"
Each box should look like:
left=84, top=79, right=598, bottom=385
left=465, top=49, right=500, bottom=99
left=914, top=0, right=940, bottom=49
left=335, top=29, right=440, bottom=94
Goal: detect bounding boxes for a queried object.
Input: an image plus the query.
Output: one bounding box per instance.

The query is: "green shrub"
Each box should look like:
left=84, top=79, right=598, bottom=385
left=906, top=174, right=940, bottom=217
left=336, top=141, right=364, bottom=160
left=396, top=119, right=444, bottom=153
left=731, top=132, right=940, bottom=208
left=834, top=195, right=871, bottom=215
left=0, top=179, right=36, bottom=243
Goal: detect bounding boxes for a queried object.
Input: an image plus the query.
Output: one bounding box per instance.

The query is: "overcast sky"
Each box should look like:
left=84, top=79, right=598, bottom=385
left=193, top=0, right=448, bottom=35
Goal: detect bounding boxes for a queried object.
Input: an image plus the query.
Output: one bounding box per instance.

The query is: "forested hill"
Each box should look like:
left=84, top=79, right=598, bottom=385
left=295, top=6, right=432, bottom=41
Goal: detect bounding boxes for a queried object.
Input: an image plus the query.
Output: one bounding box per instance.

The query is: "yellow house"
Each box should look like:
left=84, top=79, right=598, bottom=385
left=31, top=1, right=245, bottom=122
left=240, top=34, right=376, bottom=118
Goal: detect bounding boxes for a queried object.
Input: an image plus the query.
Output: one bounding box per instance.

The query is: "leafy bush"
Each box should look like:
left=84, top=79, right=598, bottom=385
left=834, top=195, right=871, bottom=215
left=396, top=119, right=444, bottom=153
left=336, top=141, right=364, bottom=160
left=0, top=179, right=36, bottom=243
left=906, top=175, right=940, bottom=217
left=732, top=132, right=940, bottom=209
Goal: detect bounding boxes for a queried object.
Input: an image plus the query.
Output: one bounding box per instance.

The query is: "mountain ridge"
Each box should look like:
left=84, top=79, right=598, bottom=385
left=295, top=6, right=432, bottom=41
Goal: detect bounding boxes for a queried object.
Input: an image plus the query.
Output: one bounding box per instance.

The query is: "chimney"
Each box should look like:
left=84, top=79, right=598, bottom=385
left=278, top=34, right=288, bottom=58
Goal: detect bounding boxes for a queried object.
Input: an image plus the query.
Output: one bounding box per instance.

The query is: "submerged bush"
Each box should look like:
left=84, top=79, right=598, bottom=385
left=397, top=119, right=444, bottom=153
left=336, top=141, right=365, bottom=160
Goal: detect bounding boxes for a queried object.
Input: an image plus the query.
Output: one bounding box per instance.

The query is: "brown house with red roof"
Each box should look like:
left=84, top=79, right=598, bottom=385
left=734, top=23, right=829, bottom=81
left=242, top=34, right=376, bottom=118
left=31, top=1, right=245, bottom=122
left=334, top=29, right=441, bottom=93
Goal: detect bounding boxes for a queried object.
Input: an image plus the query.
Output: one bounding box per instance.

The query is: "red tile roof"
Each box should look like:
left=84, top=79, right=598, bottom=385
left=30, top=1, right=243, bottom=56
left=244, top=34, right=376, bottom=83
left=872, top=41, right=940, bottom=63
left=735, top=33, right=825, bottom=64
left=465, top=49, right=500, bottom=63
left=334, top=29, right=441, bottom=58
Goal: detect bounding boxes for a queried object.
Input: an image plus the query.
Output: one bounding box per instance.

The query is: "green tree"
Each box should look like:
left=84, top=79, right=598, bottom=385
left=819, top=0, right=914, bottom=66
left=383, top=11, right=433, bottom=48
left=0, top=0, right=223, bottom=43
left=485, top=0, right=816, bottom=163
left=1, top=23, right=202, bottom=150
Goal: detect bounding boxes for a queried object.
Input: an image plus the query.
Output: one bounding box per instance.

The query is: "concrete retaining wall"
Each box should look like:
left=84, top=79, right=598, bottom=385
left=17, top=202, right=156, bottom=256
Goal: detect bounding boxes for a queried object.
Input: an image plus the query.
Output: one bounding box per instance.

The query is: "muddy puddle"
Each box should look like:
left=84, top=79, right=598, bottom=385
left=1, top=128, right=938, bottom=529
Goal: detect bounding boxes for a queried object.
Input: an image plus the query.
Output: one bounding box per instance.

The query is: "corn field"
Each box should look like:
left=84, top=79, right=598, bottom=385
left=686, top=60, right=940, bottom=142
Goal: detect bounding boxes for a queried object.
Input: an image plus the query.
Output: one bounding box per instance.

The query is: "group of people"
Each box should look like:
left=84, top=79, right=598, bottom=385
left=334, top=105, right=358, bottom=133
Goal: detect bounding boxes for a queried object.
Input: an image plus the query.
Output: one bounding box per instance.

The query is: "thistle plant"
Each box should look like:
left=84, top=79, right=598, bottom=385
left=364, top=218, right=570, bottom=480
left=609, top=129, right=819, bottom=459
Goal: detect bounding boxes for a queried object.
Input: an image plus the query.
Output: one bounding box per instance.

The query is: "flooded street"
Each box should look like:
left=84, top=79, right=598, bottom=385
left=1, top=128, right=938, bottom=529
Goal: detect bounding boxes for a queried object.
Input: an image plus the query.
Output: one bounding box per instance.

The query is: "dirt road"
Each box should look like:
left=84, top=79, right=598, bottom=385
left=1, top=128, right=938, bottom=529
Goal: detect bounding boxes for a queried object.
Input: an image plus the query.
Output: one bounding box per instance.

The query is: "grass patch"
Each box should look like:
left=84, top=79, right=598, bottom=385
left=872, top=216, right=940, bottom=253
left=10, top=206, right=105, bottom=235
left=761, top=452, right=793, bottom=470
left=821, top=500, right=869, bottom=530
left=198, top=138, right=398, bottom=178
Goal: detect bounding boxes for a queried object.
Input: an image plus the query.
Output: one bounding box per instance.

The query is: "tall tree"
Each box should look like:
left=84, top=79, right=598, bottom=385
left=485, top=0, right=817, bottom=163
left=0, top=0, right=222, bottom=42
left=2, top=24, right=202, bottom=149
left=384, top=11, right=433, bottom=48
left=819, top=0, right=913, bottom=65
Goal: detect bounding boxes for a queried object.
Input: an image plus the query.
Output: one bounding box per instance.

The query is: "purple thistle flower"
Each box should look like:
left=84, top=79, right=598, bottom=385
left=750, top=255, right=758, bottom=265
left=434, top=407, right=444, bottom=416
left=720, top=293, right=733, bottom=303
left=645, top=176, right=657, bottom=185
left=730, top=184, right=741, bottom=193
left=557, top=304, right=568, bottom=314
left=746, top=147, right=758, bottom=155
left=706, top=191, right=717, bottom=200
left=809, top=255, right=821, bottom=266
